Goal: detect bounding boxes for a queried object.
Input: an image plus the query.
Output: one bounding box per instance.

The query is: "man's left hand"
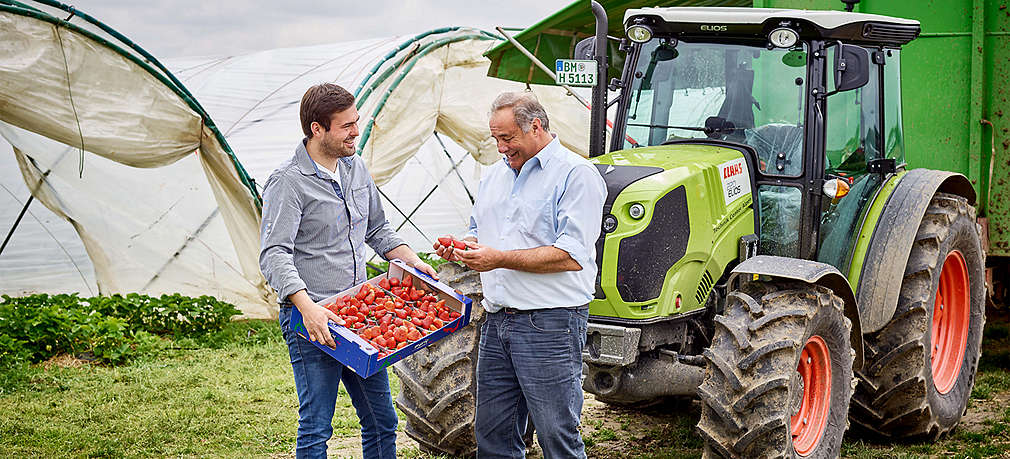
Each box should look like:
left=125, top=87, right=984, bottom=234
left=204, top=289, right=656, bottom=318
left=455, top=241, right=504, bottom=272
left=411, top=259, right=439, bottom=279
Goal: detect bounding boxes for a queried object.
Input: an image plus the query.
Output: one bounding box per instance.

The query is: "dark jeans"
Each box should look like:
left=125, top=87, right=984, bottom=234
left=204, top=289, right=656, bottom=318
left=279, top=307, right=397, bottom=459
left=475, top=306, right=589, bottom=459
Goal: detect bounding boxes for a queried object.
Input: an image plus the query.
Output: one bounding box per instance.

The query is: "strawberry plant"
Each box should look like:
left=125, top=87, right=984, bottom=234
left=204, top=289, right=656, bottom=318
left=0, top=293, right=240, bottom=366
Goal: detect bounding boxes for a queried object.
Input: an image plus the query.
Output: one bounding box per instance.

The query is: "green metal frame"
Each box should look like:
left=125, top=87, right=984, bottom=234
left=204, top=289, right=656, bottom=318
left=483, top=0, right=751, bottom=85
left=353, top=32, right=500, bottom=154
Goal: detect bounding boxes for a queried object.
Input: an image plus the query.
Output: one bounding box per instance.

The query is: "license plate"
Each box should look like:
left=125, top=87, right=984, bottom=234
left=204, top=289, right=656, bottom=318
left=555, top=59, right=597, bottom=87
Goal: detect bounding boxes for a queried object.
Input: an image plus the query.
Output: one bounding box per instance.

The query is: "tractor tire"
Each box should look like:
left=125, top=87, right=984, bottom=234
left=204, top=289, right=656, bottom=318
left=697, top=281, right=854, bottom=458
left=393, top=263, right=485, bottom=456
left=851, top=193, right=985, bottom=439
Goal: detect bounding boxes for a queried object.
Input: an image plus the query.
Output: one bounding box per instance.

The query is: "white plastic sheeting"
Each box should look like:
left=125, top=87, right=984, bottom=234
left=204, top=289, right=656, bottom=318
left=0, top=14, right=592, bottom=318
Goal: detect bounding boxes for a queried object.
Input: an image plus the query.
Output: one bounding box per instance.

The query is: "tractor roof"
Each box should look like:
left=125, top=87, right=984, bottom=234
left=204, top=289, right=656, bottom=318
left=625, top=7, right=921, bottom=46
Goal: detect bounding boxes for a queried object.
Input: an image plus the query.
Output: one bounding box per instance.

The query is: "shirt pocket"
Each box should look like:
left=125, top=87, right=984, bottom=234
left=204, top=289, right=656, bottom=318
left=349, top=185, right=370, bottom=240
left=517, top=198, right=555, bottom=244
left=350, top=185, right=371, bottom=221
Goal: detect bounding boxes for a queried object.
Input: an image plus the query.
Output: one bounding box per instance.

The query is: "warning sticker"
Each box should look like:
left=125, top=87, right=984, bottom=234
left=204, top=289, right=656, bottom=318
left=718, top=157, right=751, bottom=206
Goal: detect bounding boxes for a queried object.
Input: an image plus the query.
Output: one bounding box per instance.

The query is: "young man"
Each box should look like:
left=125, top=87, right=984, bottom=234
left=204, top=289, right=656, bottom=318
left=260, top=83, right=437, bottom=459
left=436, top=91, right=607, bottom=458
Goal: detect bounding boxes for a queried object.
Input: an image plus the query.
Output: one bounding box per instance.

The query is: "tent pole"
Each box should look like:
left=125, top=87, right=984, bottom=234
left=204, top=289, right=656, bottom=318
left=433, top=132, right=474, bottom=204
left=0, top=194, right=33, bottom=256
left=1, top=155, right=57, bottom=257
left=393, top=146, right=473, bottom=234
left=377, top=187, right=431, bottom=244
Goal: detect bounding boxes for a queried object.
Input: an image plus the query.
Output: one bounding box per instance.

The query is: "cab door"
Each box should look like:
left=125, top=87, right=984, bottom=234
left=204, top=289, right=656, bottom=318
left=817, top=47, right=904, bottom=273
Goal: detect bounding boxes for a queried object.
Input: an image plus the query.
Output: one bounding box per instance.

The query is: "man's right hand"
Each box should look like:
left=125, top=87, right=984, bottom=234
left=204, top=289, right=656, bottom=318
left=290, top=290, right=343, bottom=349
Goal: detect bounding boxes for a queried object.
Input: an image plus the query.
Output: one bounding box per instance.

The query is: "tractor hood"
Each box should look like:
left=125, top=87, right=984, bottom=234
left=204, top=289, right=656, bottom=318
left=590, top=142, right=757, bottom=320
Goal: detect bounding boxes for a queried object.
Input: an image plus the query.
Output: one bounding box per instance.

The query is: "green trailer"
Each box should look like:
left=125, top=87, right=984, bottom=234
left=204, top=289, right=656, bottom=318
left=391, top=1, right=1008, bottom=457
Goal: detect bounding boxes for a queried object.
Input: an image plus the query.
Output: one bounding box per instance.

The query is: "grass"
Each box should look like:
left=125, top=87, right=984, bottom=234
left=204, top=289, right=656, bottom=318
left=4, top=319, right=1010, bottom=457
left=0, top=319, right=406, bottom=458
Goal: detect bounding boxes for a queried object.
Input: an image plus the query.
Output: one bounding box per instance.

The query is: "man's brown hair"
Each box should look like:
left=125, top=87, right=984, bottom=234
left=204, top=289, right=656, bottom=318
left=300, top=83, right=355, bottom=138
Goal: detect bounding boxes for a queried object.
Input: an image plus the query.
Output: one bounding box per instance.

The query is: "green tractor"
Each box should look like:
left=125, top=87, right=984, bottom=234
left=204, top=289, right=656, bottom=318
left=576, top=5, right=985, bottom=456
left=394, top=3, right=988, bottom=457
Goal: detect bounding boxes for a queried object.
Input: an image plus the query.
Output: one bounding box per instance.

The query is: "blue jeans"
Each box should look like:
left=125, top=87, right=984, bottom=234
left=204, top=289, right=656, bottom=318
left=475, top=307, right=589, bottom=459
left=279, top=307, right=398, bottom=459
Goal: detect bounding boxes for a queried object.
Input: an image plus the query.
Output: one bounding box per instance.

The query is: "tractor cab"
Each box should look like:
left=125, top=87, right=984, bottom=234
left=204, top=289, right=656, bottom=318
left=601, top=8, right=918, bottom=265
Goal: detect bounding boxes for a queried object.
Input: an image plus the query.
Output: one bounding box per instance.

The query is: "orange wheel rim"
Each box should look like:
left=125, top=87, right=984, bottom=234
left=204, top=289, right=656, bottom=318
left=931, top=250, right=970, bottom=394
left=791, top=335, right=832, bottom=456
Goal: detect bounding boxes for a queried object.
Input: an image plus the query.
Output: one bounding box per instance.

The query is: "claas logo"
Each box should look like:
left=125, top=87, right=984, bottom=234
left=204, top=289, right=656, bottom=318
left=723, top=163, right=743, bottom=179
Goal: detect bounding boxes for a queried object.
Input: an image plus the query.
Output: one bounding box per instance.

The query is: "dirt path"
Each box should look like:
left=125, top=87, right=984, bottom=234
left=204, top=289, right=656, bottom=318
left=288, top=383, right=1009, bottom=459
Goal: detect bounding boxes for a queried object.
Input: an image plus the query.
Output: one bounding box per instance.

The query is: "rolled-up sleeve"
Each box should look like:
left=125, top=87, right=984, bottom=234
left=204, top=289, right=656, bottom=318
left=363, top=179, right=407, bottom=257
left=259, top=175, right=307, bottom=302
left=553, top=164, right=607, bottom=270
left=465, top=214, right=479, bottom=240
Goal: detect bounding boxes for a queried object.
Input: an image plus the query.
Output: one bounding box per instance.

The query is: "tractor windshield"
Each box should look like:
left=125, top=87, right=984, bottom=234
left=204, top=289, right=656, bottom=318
left=624, top=38, right=808, bottom=177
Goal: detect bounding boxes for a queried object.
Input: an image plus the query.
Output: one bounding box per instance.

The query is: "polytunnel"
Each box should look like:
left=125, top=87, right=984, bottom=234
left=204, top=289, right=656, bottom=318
left=0, top=0, right=591, bottom=317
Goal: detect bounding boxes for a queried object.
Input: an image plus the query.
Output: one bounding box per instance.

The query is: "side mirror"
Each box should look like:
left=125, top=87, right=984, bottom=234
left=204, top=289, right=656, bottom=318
left=834, top=44, right=870, bottom=92
left=574, top=37, right=595, bottom=60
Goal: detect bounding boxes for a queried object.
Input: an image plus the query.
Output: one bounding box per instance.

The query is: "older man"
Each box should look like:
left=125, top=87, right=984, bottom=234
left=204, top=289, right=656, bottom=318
left=436, top=91, right=606, bottom=458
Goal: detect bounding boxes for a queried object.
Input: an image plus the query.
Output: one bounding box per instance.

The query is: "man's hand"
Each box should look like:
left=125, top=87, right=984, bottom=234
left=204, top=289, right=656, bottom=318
left=455, top=241, right=504, bottom=272
left=433, top=235, right=463, bottom=262
left=411, top=259, right=438, bottom=279
left=291, top=290, right=342, bottom=349
left=386, top=244, right=438, bottom=280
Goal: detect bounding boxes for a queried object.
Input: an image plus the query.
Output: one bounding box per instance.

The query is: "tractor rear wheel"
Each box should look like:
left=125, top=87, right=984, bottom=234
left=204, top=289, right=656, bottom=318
left=392, top=263, right=484, bottom=456
left=392, top=263, right=535, bottom=455
left=851, top=193, right=985, bottom=439
left=697, top=281, right=853, bottom=458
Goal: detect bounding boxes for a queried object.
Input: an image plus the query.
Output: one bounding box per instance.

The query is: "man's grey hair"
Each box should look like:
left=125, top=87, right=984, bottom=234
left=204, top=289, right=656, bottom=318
left=490, top=91, right=550, bottom=133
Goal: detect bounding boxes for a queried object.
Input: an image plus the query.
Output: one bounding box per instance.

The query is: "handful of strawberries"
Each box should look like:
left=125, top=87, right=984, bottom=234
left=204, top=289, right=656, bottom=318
left=319, top=275, right=461, bottom=359
left=437, top=236, right=468, bottom=250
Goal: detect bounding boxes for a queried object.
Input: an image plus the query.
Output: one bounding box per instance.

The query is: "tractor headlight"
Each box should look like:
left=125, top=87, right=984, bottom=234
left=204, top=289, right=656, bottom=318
left=768, top=27, right=799, bottom=48
left=602, top=214, right=618, bottom=233
left=627, top=25, right=653, bottom=43
left=629, top=203, right=646, bottom=219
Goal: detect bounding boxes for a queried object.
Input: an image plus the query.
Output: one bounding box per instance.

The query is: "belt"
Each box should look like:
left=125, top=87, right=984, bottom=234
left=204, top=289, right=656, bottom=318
left=492, top=304, right=589, bottom=314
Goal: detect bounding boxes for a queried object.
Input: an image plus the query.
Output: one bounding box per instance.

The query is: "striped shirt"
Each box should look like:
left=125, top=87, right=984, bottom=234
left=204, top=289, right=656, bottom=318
left=259, top=140, right=405, bottom=304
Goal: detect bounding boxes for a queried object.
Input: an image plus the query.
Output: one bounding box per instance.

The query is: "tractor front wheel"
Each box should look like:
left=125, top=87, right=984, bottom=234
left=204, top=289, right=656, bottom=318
left=697, top=281, right=853, bottom=458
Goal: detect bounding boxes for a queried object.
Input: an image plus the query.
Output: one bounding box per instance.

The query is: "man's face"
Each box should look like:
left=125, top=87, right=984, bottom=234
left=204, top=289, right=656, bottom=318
left=489, top=107, right=541, bottom=171
left=314, top=106, right=360, bottom=158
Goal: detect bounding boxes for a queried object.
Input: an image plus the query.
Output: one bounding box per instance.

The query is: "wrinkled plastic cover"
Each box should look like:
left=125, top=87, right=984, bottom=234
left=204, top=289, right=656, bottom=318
left=0, top=15, right=590, bottom=318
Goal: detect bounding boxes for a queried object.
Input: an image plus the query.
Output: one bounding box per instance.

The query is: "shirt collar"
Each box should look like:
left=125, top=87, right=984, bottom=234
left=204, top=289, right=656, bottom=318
left=537, top=134, right=561, bottom=168
left=503, top=134, right=561, bottom=173
left=296, top=138, right=352, bottom=179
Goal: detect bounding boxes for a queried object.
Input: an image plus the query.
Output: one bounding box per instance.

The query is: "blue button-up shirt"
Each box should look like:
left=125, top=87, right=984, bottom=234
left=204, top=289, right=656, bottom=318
left=259, top=140, right=405, bottom=304
left=467, top=136, right=606, bottom=311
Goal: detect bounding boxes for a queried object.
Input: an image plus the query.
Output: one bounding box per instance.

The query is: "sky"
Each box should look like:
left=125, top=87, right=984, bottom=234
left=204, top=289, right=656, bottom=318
left=74, top=0, right=571, bottom=59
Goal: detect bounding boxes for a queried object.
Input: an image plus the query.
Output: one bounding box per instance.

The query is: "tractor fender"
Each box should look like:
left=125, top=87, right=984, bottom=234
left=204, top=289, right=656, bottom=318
left=730, top=255, right=863, bottom=370
left=856, top=169, right=975, bottom=334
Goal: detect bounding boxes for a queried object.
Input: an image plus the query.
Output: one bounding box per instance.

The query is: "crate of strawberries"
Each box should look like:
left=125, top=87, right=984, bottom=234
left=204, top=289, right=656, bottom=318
left=289, top=258, right=473, bottom=377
